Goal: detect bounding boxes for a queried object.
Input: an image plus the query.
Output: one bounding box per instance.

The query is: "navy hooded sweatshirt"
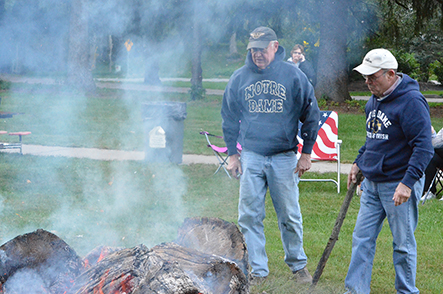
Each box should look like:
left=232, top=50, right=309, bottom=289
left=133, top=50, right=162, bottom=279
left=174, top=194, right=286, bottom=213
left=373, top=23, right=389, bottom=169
left=355, top=73, right=434, bottom=189
left=221, top=46, right=320, bottom=157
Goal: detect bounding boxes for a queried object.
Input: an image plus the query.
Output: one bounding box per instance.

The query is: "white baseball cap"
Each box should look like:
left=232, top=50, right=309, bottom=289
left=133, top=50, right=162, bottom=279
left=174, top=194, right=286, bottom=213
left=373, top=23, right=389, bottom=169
left=353, top=48, right=398, bottom=75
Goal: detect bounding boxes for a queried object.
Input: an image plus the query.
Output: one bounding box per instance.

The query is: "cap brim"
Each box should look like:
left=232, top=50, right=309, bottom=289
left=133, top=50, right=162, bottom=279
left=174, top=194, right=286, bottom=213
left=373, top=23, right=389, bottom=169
left=247, top=40, right=271, bottom=50
left=353, top=64, right=381, bottom=75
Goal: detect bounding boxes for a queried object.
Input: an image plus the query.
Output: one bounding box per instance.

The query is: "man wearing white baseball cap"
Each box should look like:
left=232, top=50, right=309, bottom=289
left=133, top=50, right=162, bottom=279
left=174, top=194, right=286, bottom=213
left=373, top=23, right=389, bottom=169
left=345, top=48, right=434, bottom=293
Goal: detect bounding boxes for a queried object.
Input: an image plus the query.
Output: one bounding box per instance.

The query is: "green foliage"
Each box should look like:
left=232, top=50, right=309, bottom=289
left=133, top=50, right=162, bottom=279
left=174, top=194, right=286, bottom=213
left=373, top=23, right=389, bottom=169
left=317, top=98, right=328, bottom=109
left=431, top=60, right=443, bottom=84
left=0, top=80, right=11, bottom=90
left=345, top=99, right=366, bottom=112
left=392, top=50, right=421, bottom=79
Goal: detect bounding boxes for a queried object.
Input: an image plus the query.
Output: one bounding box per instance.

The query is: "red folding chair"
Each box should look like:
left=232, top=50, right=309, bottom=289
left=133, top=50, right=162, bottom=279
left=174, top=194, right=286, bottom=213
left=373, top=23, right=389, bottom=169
left=200, top=131, right=242, bottom=179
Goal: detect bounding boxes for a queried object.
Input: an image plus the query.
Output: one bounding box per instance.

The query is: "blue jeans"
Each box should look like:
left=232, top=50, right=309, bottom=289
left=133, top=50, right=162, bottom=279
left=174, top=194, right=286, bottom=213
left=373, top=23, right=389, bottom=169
left=345, top=177, right=424, bottom=294
left=238, top=149, right=307, bottom=277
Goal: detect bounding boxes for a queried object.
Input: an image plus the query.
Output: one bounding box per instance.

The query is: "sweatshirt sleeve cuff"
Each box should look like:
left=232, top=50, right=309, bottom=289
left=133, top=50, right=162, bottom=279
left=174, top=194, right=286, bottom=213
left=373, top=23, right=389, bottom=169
left=227, top=142, right=239, bottom=156
left=401, top=174, right=418, bottom=190
left=301, top=141, right=315, bottom=155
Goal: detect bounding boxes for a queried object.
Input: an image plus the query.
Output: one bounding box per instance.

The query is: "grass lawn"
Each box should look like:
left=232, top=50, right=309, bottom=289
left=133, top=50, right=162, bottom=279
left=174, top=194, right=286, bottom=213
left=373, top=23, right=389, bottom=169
left=1, top=83, right=443, bottom=293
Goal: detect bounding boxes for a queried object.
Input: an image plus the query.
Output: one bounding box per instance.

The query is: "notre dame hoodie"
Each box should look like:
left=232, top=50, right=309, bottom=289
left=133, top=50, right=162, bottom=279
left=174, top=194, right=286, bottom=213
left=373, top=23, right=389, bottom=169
left=355, top=73, right=434, bottom=188
left=221, top=46, right=319, bottom=157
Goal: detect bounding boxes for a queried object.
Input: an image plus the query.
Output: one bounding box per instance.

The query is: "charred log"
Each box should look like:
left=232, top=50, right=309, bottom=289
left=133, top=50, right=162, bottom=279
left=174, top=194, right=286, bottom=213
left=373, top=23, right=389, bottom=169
left=0, top=229, right=83, bottom=294
left=82, top=245, right=123, bottom=269
left=68, top=244, right=204, bottom=294
left=175, top=217, right=249, bottom=277
left=0, top=218, right=249, bottom=294
left=68, top=242, right=248, bottom=294
left=152, top=242, right=248, bottom=294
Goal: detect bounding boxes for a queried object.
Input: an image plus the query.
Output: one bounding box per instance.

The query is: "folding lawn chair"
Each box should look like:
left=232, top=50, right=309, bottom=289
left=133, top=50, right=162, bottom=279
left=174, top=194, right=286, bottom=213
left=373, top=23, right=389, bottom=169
left=297, top=111, right=342, bottom=193
left=422, top=167, right=443, bottom=204
left=200, top=131, right=242, bottom=179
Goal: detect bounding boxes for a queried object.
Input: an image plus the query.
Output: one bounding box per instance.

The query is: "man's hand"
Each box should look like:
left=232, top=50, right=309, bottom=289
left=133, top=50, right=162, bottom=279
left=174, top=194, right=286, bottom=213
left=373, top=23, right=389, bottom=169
left=393, top=182, right=411, bottom=206
left=227, top=154, right=242, bottom=179
left=347, top=163, right=361, bottom=189
left=295, top=153, right=311, bottom=177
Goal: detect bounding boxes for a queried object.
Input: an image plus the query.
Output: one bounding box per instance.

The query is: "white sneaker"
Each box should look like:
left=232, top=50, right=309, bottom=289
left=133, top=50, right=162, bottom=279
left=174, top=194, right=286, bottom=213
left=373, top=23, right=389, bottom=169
left=439, top=196, right=443, bottom=201
left=421, top=192, right=436, bottom=201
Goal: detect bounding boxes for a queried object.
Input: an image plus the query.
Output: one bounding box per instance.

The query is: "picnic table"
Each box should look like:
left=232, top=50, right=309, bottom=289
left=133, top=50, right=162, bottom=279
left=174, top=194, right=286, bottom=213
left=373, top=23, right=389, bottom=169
left=0, top=111, right=30, bottom=154
left=0, top=111, right=17, bottom=118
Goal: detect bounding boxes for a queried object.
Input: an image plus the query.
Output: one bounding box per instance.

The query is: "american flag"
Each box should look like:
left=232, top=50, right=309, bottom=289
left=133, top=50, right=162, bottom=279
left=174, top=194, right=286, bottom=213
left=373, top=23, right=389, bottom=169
left=297, top=111, right=339, bottom=161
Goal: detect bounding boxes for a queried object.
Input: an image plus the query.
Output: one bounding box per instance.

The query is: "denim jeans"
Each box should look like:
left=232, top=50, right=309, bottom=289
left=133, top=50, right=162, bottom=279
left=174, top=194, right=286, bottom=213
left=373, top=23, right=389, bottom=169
left=238, top=149, right=307, bottom=277
left=345, top=176, right=424, bottom=294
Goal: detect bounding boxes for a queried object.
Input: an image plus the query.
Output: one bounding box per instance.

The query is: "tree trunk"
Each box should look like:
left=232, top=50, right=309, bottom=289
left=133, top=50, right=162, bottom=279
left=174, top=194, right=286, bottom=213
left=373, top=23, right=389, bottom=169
left=66, top=0, right=96, bottom=93
left=108, top=35, right=113, bottom=72
left=315, top=0, right=351, bottom=102
left=143, top=42, right=162, bottom=85
left=229, top=32, right=238, bottom=56
left=190, top=3, right=204, bottom=100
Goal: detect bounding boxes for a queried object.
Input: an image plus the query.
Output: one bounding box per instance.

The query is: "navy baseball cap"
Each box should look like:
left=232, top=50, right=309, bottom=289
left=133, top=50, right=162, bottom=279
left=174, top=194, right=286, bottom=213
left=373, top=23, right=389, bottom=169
left=247, top=27, right=278, bottom=50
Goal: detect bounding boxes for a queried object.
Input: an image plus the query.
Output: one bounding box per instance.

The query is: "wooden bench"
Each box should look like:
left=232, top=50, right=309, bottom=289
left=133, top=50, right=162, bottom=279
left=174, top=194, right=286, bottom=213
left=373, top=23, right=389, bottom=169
left=0, top=131, right=31, bottom=154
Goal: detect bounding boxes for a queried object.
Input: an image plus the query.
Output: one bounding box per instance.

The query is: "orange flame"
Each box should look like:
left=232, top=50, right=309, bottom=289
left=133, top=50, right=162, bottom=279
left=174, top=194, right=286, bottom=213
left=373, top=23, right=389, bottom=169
left=93, top=269, right=109, bottom=294
left=97, top=248, right=109, bottom=263
left=92, top=270, right=134, bottom=294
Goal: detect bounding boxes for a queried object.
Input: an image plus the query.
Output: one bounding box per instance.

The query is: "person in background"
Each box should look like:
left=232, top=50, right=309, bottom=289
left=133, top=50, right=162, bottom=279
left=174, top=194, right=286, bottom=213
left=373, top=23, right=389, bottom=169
left=345, top=48, right=434, bottom=294
left=221, top=26, right=320, bottom=285
left=288, top=44, right=316, bottom=86
left=421, top=126, right=443, bottom=200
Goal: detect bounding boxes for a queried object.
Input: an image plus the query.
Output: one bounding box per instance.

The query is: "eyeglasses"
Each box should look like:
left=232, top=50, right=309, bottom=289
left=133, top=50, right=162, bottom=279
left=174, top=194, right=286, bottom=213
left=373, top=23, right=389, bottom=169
left=250, top=47, right=269, bottom=55
left=362, top=70, right=388, bottom=82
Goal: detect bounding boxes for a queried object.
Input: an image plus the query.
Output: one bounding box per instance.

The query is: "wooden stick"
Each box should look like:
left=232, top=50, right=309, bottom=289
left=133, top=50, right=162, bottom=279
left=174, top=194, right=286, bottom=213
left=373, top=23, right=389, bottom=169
left=310, top=170, right=364, bottom=289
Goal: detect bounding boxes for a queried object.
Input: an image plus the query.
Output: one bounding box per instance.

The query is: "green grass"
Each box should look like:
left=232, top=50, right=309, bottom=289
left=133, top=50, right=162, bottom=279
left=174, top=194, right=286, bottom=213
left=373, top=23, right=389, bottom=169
left=1, top=155, right=442, bottom=293
left=1, top=83, right=443, bottom=293
left=2, top=85, right=443, bottom=162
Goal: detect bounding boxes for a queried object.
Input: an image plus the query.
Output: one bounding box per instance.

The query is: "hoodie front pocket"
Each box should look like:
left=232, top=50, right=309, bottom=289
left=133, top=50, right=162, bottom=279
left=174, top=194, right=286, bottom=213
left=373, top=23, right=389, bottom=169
left=358, top=150, right=386, bottom=177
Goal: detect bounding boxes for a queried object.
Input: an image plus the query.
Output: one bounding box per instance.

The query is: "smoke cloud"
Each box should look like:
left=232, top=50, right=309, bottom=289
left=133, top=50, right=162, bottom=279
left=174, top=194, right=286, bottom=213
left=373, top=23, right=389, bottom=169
left=0, top=0, right=371, bottom=263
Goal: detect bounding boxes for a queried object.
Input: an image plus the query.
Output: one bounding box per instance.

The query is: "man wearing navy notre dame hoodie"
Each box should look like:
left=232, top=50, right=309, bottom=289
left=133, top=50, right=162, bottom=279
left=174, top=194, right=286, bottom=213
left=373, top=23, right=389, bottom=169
left=221, top=27, right=320, bottom=285
left=345, top=49, right=434, bottom=294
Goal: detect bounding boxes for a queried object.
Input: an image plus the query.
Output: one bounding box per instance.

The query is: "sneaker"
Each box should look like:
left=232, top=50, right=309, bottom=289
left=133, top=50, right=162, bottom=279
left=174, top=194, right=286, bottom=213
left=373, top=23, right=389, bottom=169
left=293, top=266, right=312, bottom=284
left=249, top=275, right=267, bottom=286
left=421, top=192, right=436, bottom=201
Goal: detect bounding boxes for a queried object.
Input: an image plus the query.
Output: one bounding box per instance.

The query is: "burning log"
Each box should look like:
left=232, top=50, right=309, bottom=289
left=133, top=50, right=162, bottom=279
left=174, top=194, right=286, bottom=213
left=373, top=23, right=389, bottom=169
left=69, top=242, right=247, bottom=294
left=82, top=246, right=123, bottom=269
left=0, top=218, right=249, bottom=294
left=0, top=229, right=83, bottom=294
left=69, top=218, right=249, bottom=294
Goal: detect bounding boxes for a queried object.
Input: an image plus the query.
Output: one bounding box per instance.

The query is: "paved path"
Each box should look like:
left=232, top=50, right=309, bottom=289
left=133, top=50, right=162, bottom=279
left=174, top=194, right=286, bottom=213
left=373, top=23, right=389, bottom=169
left=1, top=144, right=353, bottom=174
left=2, top=75, right=443, bottom=102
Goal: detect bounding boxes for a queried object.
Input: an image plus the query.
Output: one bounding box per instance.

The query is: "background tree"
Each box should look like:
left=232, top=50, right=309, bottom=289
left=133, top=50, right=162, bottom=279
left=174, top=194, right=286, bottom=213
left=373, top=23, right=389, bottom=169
left=190, top=0, right=204, bottom=100
left=66, top=0, right=96, bottom=92
left=315, top=0, right=352, bottom=102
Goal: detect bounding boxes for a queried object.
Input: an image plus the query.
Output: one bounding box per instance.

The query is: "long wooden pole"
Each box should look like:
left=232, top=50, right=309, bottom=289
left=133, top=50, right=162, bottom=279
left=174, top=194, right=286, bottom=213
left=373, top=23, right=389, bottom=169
left=310, top=171, right=364, bottom=289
